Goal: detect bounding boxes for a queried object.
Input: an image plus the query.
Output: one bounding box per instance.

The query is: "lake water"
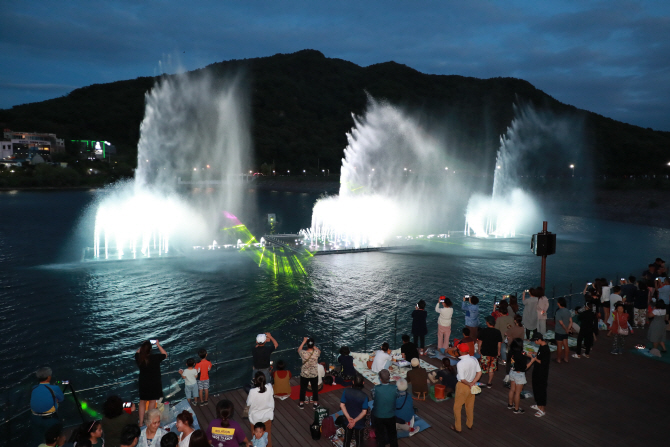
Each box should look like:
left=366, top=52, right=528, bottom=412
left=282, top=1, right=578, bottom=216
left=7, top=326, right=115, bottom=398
left=1, top=188, right=669, bottom=433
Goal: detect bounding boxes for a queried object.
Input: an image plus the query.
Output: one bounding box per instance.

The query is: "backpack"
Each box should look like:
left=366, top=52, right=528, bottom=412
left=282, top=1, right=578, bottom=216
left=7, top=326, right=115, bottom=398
left=321, top=416, right=336, bottom=439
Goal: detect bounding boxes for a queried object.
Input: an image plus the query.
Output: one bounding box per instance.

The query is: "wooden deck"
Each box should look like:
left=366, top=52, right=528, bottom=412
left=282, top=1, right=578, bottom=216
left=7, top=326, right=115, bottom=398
left=192, top=327, right=669, bottom=446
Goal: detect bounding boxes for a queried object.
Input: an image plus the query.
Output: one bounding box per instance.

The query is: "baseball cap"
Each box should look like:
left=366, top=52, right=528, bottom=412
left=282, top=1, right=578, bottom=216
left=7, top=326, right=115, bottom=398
left=256, top=334, right=267, bottom=344
left=458, top=343, right=470, bottom=354
left=410, top=358, right=420, bottom=367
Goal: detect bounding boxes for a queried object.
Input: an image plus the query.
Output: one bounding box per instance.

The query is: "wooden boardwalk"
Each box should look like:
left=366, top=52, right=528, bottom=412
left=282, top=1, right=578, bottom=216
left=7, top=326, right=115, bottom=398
left=192, top=327, right=669, bottom=446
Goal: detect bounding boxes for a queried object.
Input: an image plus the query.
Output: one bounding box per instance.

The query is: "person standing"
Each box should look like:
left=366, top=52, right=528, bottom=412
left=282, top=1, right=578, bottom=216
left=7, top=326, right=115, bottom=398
left=135, top=340, right=167, bottom=424
left=462, top=296, right=481, bottom=339
left=522, top=289, right=539, bottom=339
left=554, top=298, right=572, bottom=363
left=30, top=367, right=64, bottom=447
left=573, top=302, right=595, bottom=359
left=450, top=343, right=482, bottom=433
left=477, top=316, right=502, bottom=388
left=298, top=337, right=321, bottom=409
left=246, top=371, right=274, bottom=447
left=507, top=338, right=530, bottom=414
left=633, top=281, right=650, bottom=328
left=608, top=302, right=631, bottom=355
left=647, top=299, right=667, bottom=352
left=536, top=289, right=549, bottom=335
left=371, top=369, right=398, bottom=447
left=252, top=332, right=278, bottom=383
left=339, top=374, right=368, bottom=447
left=529, top=334, right=550, bottom=417
left=435, top=296, right=453, bottom=352
left=411, top=300, right=428, bottom=353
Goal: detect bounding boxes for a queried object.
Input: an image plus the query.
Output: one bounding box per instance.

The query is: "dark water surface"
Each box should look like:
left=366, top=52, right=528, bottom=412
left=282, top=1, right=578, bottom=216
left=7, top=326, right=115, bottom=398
left=1, top=189, right=669, bottom=429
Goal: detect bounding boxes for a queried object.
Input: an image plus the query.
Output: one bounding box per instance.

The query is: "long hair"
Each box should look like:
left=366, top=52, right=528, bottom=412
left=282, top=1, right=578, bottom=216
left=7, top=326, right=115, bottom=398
left=216, top=400, right=234, bottom=428
left=137, top=341, right=152, bottom=367
left=188, top=429, right=210, bottom=447
left=254, top=371, right=267, bottom=393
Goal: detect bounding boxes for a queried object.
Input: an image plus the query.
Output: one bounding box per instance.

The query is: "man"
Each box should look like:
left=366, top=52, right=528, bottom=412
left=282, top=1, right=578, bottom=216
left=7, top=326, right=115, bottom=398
left=405, top=358, right=428, bottom=398
left=656, top=277, right=670, bottom=306
left=621, top=276, right=638, bottom=320
left=461, top=295, right=480, bottom=339
left=654, top=258, right=666, bottom=276
left=642, top=264, right=657, bottom=282
left=530, top=334, right=550, bottom=417
left=477, top=316, right=502, bottom=388
left=120, top=424, right=141, bottom=447
left=451, top=343, right=482, bottom=433
left=446, top=328, right=476, bottom=359
left=370, top=342, right=392, bottom=373
left=554, top=297, right=572, bottom=363
left=30, top=366, right=64, bottom=447
left=609, top=286, right=623, bottom=315
left=371, top=369, right=398, bottom=447
left=252, top=332, right=278, bottom=383
left=400, top=334, right=419, bottom=363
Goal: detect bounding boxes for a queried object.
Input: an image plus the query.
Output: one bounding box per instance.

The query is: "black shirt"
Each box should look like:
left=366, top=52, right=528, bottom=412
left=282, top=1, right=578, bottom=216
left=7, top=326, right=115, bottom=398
left=532, top=345, right=550, bottom=379
left=401, top=342, right=420, bottom=362
left=620, top=284, right=637, bottom=302
left=634, top=289, right=649, bottom=309
left=252, top=344, right=275, bottom=369
left=477, top=327, right=503, bottom=357
left=511, top=350, right=528, bottom=372
left=411, top=310, right=428, bottom=336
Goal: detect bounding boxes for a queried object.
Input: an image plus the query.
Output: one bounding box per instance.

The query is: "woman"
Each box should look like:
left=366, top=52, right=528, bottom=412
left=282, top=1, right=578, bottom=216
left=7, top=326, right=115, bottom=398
left=74, top=420, right=103, bottom=447
left=522, top=288, right=539, bottom=339
left=491, top=299, right=507, bottom=320
left=554, top=297, right=572, bottom=363
left=247, top=371, right=275, bottom=447
left=206, top=400, right=251, bottom=447
left=508, top=294, right=519, bottom=314
left=503, top=314, right=524, bottom=379
left=536, top=288, right=549, bottom=335
left=135, top=340, right=167, bottom=424
left=395, top=379, right=418, bottom=434
left=336, top=346, right=357, bottom=383
left=175, top=410, right=195, bottom=447
left=272, top=360, right=292, bottom=396
left=647, top=299, right=667, bottom=352
left=435, top=297, right=453, bottom=352
left=607, top=302, right=631, bottom=355
left=412, top=300, right=428, bottom=352
left=101, top=396, right=136, bottom=447
left=138, top=409, right=166, bottom=447
left=507, top=338, right=534, bottom=414
left=339, top=374, right=368, bottom=447
left=188, top=429, right=212, bottom=447
left=298, top=337, right=321, bottom=409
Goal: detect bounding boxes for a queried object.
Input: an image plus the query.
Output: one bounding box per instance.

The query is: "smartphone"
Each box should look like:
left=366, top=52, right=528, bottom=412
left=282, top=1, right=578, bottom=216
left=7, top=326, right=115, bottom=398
left=587, top=282, right=592, bottom=285
left=123, top=402, right=132, bottom=408
left=495, top=300, right=500, bottom=305
left=621, top=278, right=625, bottom=281
left=150, top=339, right=157, bottom=345
left=439, top=298, right=445, bottom=302
left=464, top=295, right=470, bottom=299
left=270, top=360, right=274, bottom=366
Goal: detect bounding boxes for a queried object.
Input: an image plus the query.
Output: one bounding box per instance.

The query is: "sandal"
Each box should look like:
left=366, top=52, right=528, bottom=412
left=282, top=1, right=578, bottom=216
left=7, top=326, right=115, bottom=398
left=535, top=410, right=546, bottom=417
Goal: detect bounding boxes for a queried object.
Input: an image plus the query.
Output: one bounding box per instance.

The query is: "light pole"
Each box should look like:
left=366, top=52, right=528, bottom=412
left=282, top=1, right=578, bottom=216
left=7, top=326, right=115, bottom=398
left=570, top=164, right=574, bottom=177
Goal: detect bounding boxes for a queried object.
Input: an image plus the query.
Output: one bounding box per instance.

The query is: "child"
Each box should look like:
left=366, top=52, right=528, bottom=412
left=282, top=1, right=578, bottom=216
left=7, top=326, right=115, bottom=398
left=195, top=348, right=212, bottom=406
left=251, top=421, right=268, bottom=447
left=179, top=358, right=199, bottom=405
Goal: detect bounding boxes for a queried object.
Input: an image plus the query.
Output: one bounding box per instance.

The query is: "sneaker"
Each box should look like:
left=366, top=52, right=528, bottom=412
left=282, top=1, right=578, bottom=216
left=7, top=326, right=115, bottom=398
left=409, top=426, right=421, bottom=437
left=486, top=383, right=492, bottom=389
left=507, top=404, right=515, bottom=410
left=610, top=351, right=619, bottom=355
left=583, top=354, right=590, bottom=358
left=313, top=402, right=319, bottom=408
left=298, top=403, right=304, bottom=409
left=571, top=354, right=581, bottom=359
left=513, top=408, right=525, bottom=414
left=503, top=374, right=510, bottom=383
left=409, top=416, right=415, bottom=429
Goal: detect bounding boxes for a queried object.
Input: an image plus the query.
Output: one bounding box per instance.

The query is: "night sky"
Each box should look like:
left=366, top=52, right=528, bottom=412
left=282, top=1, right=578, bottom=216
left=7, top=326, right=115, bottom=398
left=1, top=0, right=668, bottom=131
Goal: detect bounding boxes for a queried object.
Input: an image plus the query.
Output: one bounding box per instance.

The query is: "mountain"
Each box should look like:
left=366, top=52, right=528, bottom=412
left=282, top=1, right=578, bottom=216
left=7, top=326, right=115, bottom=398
left=1, top=49, right=668, bottom=176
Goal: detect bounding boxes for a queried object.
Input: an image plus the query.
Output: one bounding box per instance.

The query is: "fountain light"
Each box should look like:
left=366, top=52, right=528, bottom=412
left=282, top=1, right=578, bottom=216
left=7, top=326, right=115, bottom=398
left=206, top=165, right=210, bottom=169
left=445, top=167, right=448, bottom=170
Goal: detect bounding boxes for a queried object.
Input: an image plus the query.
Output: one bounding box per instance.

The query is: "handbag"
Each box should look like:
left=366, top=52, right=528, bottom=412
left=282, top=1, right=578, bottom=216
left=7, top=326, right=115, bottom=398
left=617, top=315, right=629, bottom=335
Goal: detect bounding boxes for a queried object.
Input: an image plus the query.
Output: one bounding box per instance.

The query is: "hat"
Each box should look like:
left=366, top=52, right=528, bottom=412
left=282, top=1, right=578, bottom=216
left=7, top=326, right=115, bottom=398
left=396, top=378, right=408, bottom=391
left=485, top=315, right=496, bottom=326
left=530, top=333, right=544, bottom=342
left=256, top=334, right=267, bottom=344
left=470, top=385, right=481, bottom=395
left=378, top=369, right=390, bottom=383
left=457, top=343, right=470, bottom=354
left=410, top=358, right=420, bottom=367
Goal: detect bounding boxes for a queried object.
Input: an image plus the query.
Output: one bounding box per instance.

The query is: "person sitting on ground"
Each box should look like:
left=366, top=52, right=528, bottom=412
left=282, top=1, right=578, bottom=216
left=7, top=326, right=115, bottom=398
left=462, top=295, right=481, bottom=339
left=175, top=410, right=195, bottom=447
left=206, top=400, right=251, bottom=447
left=435, top=296, right=454, bottom=352
left=247, top=371, right=274, bottom=447
left=30, top=366, right=65, bottom=447
left=39, top=424, right=67, bottom=447
left=648, top=299, right=667, bottom=352
left=394, top=379, right=420, bottom=436
left=433, top=359, right=457, bottom=397
left=477, top=315, right=502, bottom=388
left=371, top=369, right=398, bottom=447
left=120, top=424, right=141, bottom=447
left=138, top=409, right=166, bottom=447
left=271, top=360, right=292, bottom=397
left=252, top=333, right=278, bottom=384
left=406, top=358, right=429, bottom=399
left=522, top=288, right=539, bottom=339
left=251, top=422, right=268, bottom=447
left=400, top=334, right=419, bottom=363
left=446, top=328, right=475, bottom=359
left=160, top=432, right=179, bottom=447
left=370, top=342, right=393, bottom=373
left=102, top=396, right=137, bottom=447
left=336, top=346, right=357, bottom=383
left=411, top=300, right=428, bottom=353
left=339, top=374, right=368, bottom=447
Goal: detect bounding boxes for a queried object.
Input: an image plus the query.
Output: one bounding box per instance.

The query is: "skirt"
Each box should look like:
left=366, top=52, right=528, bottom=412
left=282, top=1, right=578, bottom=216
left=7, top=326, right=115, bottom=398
left=647, top=316, right=667, bottom=343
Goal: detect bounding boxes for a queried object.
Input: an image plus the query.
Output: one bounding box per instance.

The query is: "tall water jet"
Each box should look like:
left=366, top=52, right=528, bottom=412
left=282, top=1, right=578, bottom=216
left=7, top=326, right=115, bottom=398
left=90, top=70, right=252, bottom=260
left=302, top=98, right=455, bottom=248
left=465, top=104, right=583, bottom=237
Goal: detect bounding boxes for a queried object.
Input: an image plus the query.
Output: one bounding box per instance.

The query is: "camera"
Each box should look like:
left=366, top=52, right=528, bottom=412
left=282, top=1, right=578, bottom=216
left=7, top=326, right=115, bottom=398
left=57, top=380, right=69, bottom=385
left=150, top=339, right=157, bottom=345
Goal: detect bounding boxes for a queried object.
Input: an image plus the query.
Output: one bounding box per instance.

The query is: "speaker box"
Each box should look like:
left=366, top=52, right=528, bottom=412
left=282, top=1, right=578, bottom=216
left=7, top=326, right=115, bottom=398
left=531, top=233, right=556, bottom=256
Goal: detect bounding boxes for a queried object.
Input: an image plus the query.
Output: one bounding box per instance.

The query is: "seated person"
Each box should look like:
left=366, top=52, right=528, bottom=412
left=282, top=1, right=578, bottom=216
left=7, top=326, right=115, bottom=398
left=400, top=334, right=420, bottom=362
left=272, top=360, right=292, bottom=396
left=336, top=346, right=357, bottom=382
left=428, top=358, right=457, bottom=397
left=370, top=342, right=393, bottom=373
left=405, top=358, right=428, bottom=397
left=446, top=328, right=476, bottom=358
left=394, top=379, right=419, bottom=436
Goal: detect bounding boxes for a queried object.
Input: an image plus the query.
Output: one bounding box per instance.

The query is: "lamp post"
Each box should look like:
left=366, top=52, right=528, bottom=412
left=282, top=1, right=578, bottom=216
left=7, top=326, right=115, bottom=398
left=570, top=164, right=575, bottom=177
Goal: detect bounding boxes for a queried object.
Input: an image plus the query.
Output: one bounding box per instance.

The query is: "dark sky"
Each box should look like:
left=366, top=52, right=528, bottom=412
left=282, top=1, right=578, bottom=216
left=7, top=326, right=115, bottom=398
left=1, top=0, right=668, bottom=131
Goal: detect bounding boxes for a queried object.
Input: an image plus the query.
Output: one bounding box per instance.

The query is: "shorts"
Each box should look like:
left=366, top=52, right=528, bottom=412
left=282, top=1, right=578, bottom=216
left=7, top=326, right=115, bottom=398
left=555, top=333, right=568, bottom=341
left=509, top=370, right=527, bottom=385
left=185, top=383, right=198, bottom=399
left=197, top=379, right=210, bottom=390
left=479, top=355, right=498, bottom=373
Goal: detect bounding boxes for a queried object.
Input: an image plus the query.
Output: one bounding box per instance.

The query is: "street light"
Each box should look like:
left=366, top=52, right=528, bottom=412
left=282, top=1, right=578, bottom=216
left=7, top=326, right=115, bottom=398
left=570, top=164, right=575, bottom=177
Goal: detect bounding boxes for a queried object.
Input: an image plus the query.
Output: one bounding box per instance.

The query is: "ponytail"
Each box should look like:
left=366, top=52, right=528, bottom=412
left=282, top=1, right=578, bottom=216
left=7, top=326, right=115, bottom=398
left=216, top=400, right=234, bottom=428
left=254, top=371, right=267, bottom=393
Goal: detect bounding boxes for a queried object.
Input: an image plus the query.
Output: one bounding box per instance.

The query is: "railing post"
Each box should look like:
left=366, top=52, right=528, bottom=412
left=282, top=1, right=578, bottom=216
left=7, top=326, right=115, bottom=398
left=570, top=282, right=573, bottom=295
left=394, top=312, right=398, bottom=349
left=364, top=316, right=368, bottom=352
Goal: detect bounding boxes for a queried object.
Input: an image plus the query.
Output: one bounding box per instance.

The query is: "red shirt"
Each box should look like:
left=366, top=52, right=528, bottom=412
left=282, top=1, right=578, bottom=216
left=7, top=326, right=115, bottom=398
left=611, top=313, right=628, bottom=332
left=196, top=359, right=212, bottom=380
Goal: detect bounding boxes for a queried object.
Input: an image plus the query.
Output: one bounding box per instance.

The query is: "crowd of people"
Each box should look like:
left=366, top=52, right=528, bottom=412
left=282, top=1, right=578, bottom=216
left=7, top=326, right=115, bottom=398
left=29, top=258, right=668, bottom=447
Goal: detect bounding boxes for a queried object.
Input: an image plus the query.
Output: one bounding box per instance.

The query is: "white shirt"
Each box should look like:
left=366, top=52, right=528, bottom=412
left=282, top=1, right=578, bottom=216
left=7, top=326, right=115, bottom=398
left=435, top=303, right=453, bottom=326
left=370, top=350, right=392, bottom=373
left=181, top=368, right=198, bottom=386
left=455, top=354, right=481, bottom=382
left=246, top=383, right=275, bottom=424
left=652, top=309, right=666, bottom=316
left=179, top=431, right=193, bottom=447
left=317, top=363, right=325, bottom=386
left=601, top=286, right=611, bottom=303
left=609, top=293, right=622, bottom=312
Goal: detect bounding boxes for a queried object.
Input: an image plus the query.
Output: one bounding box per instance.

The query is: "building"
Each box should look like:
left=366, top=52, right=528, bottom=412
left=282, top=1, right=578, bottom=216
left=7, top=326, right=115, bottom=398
left=71, top=139, right=117, bottom=160
left=2, top=129, right=65, bottom=156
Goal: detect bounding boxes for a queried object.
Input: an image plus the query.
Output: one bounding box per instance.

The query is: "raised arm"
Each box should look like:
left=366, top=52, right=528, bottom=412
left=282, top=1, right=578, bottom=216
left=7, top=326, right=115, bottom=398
left=266, top=332, right=279, bottom=349
left=155, top=340, right=167, bottom=357
left=298, top=337, right=308, bottom=351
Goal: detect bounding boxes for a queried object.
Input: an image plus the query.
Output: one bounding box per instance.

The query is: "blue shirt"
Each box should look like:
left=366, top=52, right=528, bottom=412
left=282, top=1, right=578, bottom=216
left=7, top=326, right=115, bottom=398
left=462, top=302, right=480, bottom=327
left=340, top=388, right=369, bottom=429
left=395, top=392, right=413, bottom=423
left=30, top=383, right=64, bottom=414
left=371, top=384, right=397, bottom=419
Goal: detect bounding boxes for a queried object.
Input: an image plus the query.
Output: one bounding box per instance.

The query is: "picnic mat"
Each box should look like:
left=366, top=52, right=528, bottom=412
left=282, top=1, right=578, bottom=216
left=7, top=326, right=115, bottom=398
left=352, top=357, right=437, bottom=385
left=524, top=330, right=577, bottom=353
left=290, top=383, right=346, bottom=400
left=631, top=346, right=670, bottom=364
left=364, top=401, right=431, bottom=439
